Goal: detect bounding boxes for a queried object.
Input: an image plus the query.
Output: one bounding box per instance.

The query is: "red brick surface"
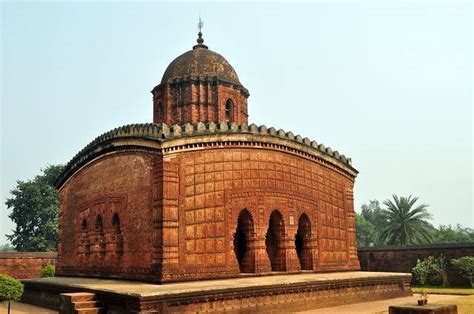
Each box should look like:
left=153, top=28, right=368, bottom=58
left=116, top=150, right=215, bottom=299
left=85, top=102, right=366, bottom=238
left=0, top=252, right=56, bottom=279
left=55, top=41, right=359, bottom=282
left=56, top=142, right=360, bottom=282
left=153, top=81, right=248, bottom=125
left=57, top=152, right=158, bottom=280
left=21, top=273, right=412, bottom=312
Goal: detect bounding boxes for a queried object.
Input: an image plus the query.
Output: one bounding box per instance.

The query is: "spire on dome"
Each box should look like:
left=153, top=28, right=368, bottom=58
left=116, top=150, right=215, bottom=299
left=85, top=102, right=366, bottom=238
left=193, top=15, right=208, bottom=49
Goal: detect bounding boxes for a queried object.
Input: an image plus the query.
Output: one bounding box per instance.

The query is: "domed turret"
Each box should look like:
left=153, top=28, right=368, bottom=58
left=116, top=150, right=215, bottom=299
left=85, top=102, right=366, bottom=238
left=152, top=30, right=249, bottom=125
left=161, top=47, right=241, bottom=86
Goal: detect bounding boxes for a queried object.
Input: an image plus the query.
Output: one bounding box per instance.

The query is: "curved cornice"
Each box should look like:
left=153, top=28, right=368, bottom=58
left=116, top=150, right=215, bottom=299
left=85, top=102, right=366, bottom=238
left=55, top=122, right=358, bottom=189
left=152, top=75, right=250, bottom=97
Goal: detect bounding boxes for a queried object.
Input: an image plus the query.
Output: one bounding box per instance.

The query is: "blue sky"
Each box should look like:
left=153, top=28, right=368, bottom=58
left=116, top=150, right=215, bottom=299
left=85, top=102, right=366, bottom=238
left=1, top=2, right=472, bottom=245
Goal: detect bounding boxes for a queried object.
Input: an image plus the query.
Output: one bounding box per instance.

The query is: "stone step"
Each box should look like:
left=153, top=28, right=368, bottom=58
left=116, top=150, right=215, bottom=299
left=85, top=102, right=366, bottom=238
left=74, top=301, right=103, bottom=309
left=62, top=292, right=96, bottom=302
left=75, top=307, right=106, bottom=314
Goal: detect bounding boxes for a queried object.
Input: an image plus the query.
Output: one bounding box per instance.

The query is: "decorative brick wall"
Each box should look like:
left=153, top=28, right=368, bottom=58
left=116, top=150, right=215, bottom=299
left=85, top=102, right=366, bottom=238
left=358, top=243, right=474, bottom=286
left=159, top=147, right=359, bottom=282
left=55, top=123, right=360, bottom=283
left=0, top=252, right=57, bottom=279
left=57, top=152, right=159, bottom=281
left=153, top=81, right=249, bottom=125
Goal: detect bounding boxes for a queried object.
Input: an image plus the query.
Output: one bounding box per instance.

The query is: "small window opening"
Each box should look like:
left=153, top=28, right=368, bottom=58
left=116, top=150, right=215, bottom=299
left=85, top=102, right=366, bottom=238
left=225, top=99, right=234, bottom=122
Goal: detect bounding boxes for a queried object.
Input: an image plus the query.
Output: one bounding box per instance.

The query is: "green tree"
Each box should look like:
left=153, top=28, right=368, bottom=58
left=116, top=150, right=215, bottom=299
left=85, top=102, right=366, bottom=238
left=361, top=200, right=385, bottom=226
left=451, top=256, right=474, bottom=288
left=432, top=224, right=474, bottom=244
left=0, top=244, right=15, bottom=252
left=5, top=164, right=64, bottom=252
left=355, top=213, right=377, bottom=247
left=359, top=200, right=386, bottom=246
left=0, top=274, right=24, bottom=314
left=427, top=255, right=449, bottom=287
left=380, top=194, right=433, bottom=245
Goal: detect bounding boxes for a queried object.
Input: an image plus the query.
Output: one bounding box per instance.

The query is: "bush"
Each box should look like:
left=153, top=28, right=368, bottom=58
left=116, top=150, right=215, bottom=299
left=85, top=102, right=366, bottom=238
left=451, top=256, right=474, bottom=288
left=427, top=255, right=449, bottom=287
left=412, top=255, right=449, bottom=287
left=0, top=274, right=24, bottom=303
left=40, top=264, right=55, bottom=278
left=413, top=258, right=431, bottom=286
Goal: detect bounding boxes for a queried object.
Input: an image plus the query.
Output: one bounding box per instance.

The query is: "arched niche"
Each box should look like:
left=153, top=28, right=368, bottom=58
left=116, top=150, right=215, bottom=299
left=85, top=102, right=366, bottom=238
left=233, top=209, right=255, bottom=273
left=295, top=213, right=313, bottom=270
left=265, top=210, right=286, bottom=271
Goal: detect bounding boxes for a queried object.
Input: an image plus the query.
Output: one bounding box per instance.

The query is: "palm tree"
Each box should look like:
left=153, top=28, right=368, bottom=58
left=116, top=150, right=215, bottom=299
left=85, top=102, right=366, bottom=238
left=380, top=195, right=433, bottom=245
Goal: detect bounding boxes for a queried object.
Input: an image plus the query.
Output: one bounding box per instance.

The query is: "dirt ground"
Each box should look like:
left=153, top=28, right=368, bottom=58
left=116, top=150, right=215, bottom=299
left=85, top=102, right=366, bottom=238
left=2, top=295, right=473, bottom=313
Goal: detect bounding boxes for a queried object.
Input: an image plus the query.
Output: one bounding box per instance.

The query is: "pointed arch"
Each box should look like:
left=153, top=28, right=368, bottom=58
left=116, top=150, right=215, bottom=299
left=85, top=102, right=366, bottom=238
left=111, top=213, right=120, bottom=233
left=80, top=218, right=87, bottom=231
left=295, top=213, right=313, bottom=270
left=225, top=99, right=234, bottom=122
left=111, top=213, right=124, bottom=256
left=265, top=210, right=286, bottom=271
left=94, top=214, right=105, bottom=256
left=157, top=102, right=163, bottom=121
left=95, top=215, right=103, bottom=232
left=233, top=209, right=255, bottom=273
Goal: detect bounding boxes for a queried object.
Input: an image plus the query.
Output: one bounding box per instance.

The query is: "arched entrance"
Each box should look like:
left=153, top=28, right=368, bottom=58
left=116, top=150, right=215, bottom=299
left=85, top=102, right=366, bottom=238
left=295, top=213, right=313, bottom=270
left=233, top=209, right=255, bottom=273
left=265, top=210, right=285, bottom=271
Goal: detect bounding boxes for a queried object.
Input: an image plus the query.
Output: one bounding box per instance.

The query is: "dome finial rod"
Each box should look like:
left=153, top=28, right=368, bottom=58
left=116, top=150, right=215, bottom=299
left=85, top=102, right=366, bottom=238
left=193, top=14, right=208, bottom=49
left=197, top=15, right=204, bottom=44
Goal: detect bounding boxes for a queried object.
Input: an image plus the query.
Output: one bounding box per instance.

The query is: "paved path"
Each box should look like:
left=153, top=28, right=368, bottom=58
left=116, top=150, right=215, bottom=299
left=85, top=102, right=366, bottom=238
left=297, top=294, right=466, bottom=313
left=0, top=301, right=56, bottom=314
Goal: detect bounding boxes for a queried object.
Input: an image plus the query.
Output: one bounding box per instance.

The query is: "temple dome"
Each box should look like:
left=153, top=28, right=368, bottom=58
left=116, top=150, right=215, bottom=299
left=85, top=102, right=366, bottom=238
left=161, top=43, right=241, bottom=86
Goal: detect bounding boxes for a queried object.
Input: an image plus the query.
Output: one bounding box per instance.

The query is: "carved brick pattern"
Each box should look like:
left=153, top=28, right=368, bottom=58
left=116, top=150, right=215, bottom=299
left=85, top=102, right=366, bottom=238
left=55, top=122, right=356, bottom=190
left=166, top=148, right=359, bottom=280
left=57, top=134, right=359, bottom=282
left=57, top=153, right=156, bottom=279
left=152, top=80, right=248, bottom=126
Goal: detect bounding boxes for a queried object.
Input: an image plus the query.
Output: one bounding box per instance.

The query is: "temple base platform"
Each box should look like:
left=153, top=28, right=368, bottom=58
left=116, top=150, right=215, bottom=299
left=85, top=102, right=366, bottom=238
left=21, top=271, right=412, bottom=313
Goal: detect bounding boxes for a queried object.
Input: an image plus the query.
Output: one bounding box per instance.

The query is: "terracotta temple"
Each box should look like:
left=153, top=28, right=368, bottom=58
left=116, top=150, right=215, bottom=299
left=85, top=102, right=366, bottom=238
left=54, top=30, right=361, bottom=283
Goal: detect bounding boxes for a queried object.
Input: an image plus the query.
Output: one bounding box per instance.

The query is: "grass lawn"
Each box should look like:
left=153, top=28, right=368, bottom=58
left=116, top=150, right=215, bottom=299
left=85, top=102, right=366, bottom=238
left=412, top=286, right=474, bottom=295
left=432, top=295, right=474, bottom=314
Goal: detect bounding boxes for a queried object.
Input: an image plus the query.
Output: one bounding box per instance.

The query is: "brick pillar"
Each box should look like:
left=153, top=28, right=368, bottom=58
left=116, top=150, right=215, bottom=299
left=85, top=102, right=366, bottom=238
left=84, top=236, right=91, bottom=257
left=116, top=233, right=124, bottom=257
left=151, top=156, right=163, bottom=275
left=98, top=234, right=106, bottom=258
left=76, top=233, right=85, bottom=272
left=284, top=235, right=301, bottom=272
left=345, top=187, right=361, bottom=269
left=285, top=213, right=300, bottom=272
left=76, top=233, right=84, bottom=257
left=309, top=234, right=319, bottom=270
left=105, top=231, right=116, bottom=267
left=243, top=234, right=258, bottom=273
left=254, top=233, right=271, bottom=273
left=255, top=205, right=271, bottom=273
left=159, top=157, right=180, bottom=280
left=57, top=206, right=64, bottom=274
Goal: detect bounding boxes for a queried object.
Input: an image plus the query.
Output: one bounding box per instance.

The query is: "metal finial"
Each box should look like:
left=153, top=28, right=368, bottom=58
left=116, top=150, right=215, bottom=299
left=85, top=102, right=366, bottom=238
left=197, top=16, right=204, bottom=44
left=198, top=16, right=203, bottom=33
left=193, top=15, right=208, bottom=49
